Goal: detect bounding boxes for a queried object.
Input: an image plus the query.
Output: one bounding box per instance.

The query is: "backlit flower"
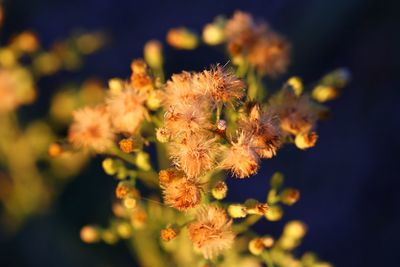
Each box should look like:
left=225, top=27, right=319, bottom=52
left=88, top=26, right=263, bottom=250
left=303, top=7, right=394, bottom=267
left=168, top=135, right=219, bottom=178
left=162, top=176, right=202, bottom=211
left=106, top=87, right=149, bottom=135
left=220, top=131, right=259, bottom=178
left=68, top=106, right=114, bottom=152
left=188, top=205, right=234, bottom=259
left=195, top=65, right=245, bottom=106
left=239, top=104, right=281, bottom=158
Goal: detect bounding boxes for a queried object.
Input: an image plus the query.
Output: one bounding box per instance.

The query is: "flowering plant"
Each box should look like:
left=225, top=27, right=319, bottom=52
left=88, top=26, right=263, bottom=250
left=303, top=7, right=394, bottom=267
left=61, top=11, right=349, bottom=267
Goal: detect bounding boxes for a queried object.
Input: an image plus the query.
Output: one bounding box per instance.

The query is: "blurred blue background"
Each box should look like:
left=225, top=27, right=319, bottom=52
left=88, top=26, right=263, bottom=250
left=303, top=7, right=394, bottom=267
left=1, top=0, right=399, bottom=266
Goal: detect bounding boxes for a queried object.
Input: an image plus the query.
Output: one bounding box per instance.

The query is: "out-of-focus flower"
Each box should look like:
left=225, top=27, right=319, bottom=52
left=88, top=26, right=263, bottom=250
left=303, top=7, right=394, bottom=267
left=188, top=205, right=234, bottom=259
left=0, top=67, right=36, bottom=113
left=144, top=40, right=163, bottom=70
left=106, top=87, right=149, bottom=135
left=68, top=105, right=114, bottom=152
left=294, top=132, right=318, bottom=150
left=224, top=11, right=290, bottom=77
left=11, top=31, right=40, bottom=53
left=269, top=88, right=318, bottom=137
left=202, top=19, right=225, bottom=45
left=166, top=27, right=199, bottom=50
left=220, top=131, right=259, bottom=179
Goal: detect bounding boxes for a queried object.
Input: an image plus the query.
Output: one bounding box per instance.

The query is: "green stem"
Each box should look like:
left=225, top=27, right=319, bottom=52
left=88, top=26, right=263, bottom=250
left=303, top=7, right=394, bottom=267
left=216, top=103, right=222, bottom=123
left=129, top=229, right=172, bottom=267
left=261, top=250, right=275, bottom=267
left=233, top=215, right=262, bottom=234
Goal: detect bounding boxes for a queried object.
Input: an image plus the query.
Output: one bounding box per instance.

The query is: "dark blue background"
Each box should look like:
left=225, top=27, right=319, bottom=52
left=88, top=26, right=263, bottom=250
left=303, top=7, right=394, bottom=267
left=1, top=0, right=399, bottom=266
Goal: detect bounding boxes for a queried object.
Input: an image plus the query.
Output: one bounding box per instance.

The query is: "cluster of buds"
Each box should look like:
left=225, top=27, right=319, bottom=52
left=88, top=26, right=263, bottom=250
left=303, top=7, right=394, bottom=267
left=56, top=10, right=350, bottom=266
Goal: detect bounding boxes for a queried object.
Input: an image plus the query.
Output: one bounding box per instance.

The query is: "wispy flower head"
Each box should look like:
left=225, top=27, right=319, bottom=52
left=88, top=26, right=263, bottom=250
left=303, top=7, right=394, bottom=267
left=239, top=104, right=281, bottom=158
left=162, top=71, right=203, bottom=110
left=68, top=105, right=114, bottom=152
left=270, top=89, right=317, bottom=136
left=188, top=205, right=234, bottom=259
left=169, top=135, right=219, bottom=178
left=220, top=131, right=260, bottom=178
left=224, top=10, right=290, bottom=77
left=195, top=65, right=245, bottom=106
left=106, top=86, right=149, bottom=135
left=162, top=176, right=202, bottom=211
left=247, top=34, right=290, bottom=76
left=164, top=103, right=212, bottom=138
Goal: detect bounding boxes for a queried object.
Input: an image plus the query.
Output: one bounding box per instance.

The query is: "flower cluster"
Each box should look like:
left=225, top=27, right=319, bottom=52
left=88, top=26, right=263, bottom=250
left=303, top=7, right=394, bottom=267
left=58, top=10, right=350, bottom=267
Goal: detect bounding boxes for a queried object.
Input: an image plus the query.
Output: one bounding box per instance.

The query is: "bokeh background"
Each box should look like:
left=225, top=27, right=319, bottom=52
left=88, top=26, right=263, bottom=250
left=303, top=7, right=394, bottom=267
left=1, top=0, right=399, bottom=266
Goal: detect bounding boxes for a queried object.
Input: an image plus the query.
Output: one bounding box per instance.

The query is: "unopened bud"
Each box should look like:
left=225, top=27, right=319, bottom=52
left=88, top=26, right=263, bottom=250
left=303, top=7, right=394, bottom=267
left=312, top=85, right=338, bottom=103
left=248, top=238, right=265, bottom=255
left=245, top=199, right=269, bottom=215
left=131, top=59, right=147, bottom=74
left=166, top=28, right=198, bottom=50
left=144, top=40, right=163, bottom=69
left=80, top=226, right=100, bottom=243
left=228, top=204, right=247, bottom=218
left=265, top=205, right=283, bottom=221
left=202, top=23, right=225, bottom=46
left=101, top=229, right=118, bottom=244
left=160, top=226, right=179, bottom=242
left=48, top=142, right=63, bottom=157
left=108, top=78, right=124, bottom=96
left=119, top=138, right=135, bottom=153
left=262, top=235, right=274, bottom=248
left=135, top=151, right=151, bottom=171
left=270, top=172, right=284, bottom=189
left=287, top=76, right=303, bottom=96
left=283, top=220, right=307, bottom=239
left=123, top=197, right=137, bottom=209
left=280, top=188, right=300, bottom=206
left=211, top=181, right=228, bottom=200
left=156, top=127, right=170, bottom=143
left=295, top=132, right=318, bottom=150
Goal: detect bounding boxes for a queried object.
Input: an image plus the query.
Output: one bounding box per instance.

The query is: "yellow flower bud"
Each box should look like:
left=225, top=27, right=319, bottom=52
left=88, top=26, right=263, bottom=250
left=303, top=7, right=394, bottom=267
left=115, top=222, right=132, bottom=239
left=156, top=127, right=170, bottom=143
left=123, top=197, right=137, bottom=209
left=265, top=205, right=283, bottom=221
left=262, top=235, right=274, bottom=248
left=280, top=188, right=300, bottom=206
left=283, top=220, right=307, bottom=239
left=144, top=40, right=163, bottom=69
left=80, top=226, right=100, bottom=243
left=108, top=78, right=124, bottom=96
left=135, top=151, right=151, bottom=171
left=228, top=204, right=247, bottom=218
left=295, top=132, right=318, bottom=150
left=287, top=76, right=303, bottom=96
left=211, top=181, right=228, bottom=200
left=146, top=90, right=162, bottom=110
left=48, top=143, right=63, bottom=157
left=312, top=85, right=338, bottom=103
left=202, top=23, right=225, bottom=45
left=270, top=172, right=284, bottom=189
left=248, top=238, right=265, bottom=255
left=102, top=158, right=117, bottom=175
left=101, top=229, right=118, bottom=244
left=166, top=27, right=198, bottom=50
